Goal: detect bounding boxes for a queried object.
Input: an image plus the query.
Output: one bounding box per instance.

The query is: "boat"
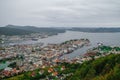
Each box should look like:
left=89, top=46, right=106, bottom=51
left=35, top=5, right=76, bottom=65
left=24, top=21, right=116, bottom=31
left=31, top=38, right=39, bottom=41
left=97, top=42, right=103, bottom=46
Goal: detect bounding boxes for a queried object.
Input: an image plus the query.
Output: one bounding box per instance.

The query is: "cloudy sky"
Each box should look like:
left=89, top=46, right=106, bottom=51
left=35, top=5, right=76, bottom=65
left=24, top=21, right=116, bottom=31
left=0, top=0, right=120, bottom=27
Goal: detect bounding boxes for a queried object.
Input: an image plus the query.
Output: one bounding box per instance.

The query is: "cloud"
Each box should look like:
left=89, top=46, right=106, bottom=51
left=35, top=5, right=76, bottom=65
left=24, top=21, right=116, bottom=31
left=0, top=0, right=120, bottom=27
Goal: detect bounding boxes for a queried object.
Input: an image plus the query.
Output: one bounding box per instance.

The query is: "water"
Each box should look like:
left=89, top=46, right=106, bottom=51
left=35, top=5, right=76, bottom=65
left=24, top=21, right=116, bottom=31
left=11, top=31, right=120, bottom=58
left=39, top=31, right=120, bottom=46
left=11, top=31, right=120, bottom=46
left=1, top=31, right=120, bottom=69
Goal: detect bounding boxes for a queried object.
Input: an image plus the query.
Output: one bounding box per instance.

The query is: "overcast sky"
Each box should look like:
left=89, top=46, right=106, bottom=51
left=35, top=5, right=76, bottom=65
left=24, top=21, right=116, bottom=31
left=0, top=0, right=120, bottom=27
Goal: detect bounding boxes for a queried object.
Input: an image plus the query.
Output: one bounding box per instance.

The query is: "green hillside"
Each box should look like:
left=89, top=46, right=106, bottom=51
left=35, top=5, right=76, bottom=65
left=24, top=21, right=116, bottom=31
left=0, top=25, right=66, bottom=36
left=6, top=25, right=66, bottom=34
left=4, top=54, right=120, bottom=80
left=0, top=27, right=34, bottom=36
left=66, top=54, right=120, bottom=80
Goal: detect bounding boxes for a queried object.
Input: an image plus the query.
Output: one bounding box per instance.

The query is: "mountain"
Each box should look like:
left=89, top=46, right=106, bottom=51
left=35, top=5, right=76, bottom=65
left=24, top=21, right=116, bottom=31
left=0, top=27, right=34, bottom=36
left=6, top=25, right=66, bottom=33
left=6, top=25, right=39, bottom=32
left=70, top=27, right=120, bottom=32
left=1, top=25, right=120, bottom=36
left=0, top=25, right=66, bottom=36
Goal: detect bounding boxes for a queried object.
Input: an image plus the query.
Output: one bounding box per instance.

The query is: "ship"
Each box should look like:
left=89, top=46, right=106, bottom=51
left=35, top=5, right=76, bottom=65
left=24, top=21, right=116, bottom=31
left=31, top=38, right=39, bottom=41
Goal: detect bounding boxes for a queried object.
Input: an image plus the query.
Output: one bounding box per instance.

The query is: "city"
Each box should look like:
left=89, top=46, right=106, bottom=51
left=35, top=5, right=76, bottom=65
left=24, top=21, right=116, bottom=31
left=0, top=0, right=120, bottom=80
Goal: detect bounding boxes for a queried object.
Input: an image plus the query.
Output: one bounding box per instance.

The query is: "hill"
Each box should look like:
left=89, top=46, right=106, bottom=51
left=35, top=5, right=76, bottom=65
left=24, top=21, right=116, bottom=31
left=6, top=25, right=66, bottom=34
left=0, top=27, right=33, bottom=36
left=1, top=25, right=120, bottom=36
left=66, top=54, right=120, bottom=80
left=70, top=27, right=120, bottom=32
left=5, top=54, right=120, bottom=80
left=0, top=25, right=66, bottom=36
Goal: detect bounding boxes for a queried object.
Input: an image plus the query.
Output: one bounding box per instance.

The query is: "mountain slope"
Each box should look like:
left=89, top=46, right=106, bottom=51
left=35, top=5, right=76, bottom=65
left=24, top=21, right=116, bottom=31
left=66, top=54, right=120, bottom=80
left=5, top=25, right=66, bottom=35
left=0, top=27, right=34, bottom=35
left=0, top=25, right=66, bottom=36
left=70, top=28, right=120, bottom=32
left=5, top=54, right=120, bottom=80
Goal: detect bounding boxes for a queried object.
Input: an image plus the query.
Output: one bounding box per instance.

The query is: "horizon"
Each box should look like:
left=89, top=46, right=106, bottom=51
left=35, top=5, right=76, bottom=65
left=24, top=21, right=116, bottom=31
left=0, top=24, right=120, bottom=28
left=0, top=0, right=120, bottom=27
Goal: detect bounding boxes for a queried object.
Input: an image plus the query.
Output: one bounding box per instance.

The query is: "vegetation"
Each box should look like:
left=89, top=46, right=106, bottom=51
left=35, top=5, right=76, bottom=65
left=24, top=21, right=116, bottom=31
left=93, top=46, right=120, bottom=53
left=2, top=25, right=120, bottom=36
left=0, top=55, right=24, bottom=64
left=0, top=27, right=33, bottom=35
left=4, top=54, right=120, bottom=80
left=0, top=25, right=66, bottom=36
left=8, top=62, right=17, bottom=68
left=98, top=46, right=113, bottom=53
left=0, top=38, right=2, bottom=43
left=113, top=47, right=120, bottom=51
left=70, top=28, right=120, bottom=33
left=66, top=54, right=120, bottom=80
